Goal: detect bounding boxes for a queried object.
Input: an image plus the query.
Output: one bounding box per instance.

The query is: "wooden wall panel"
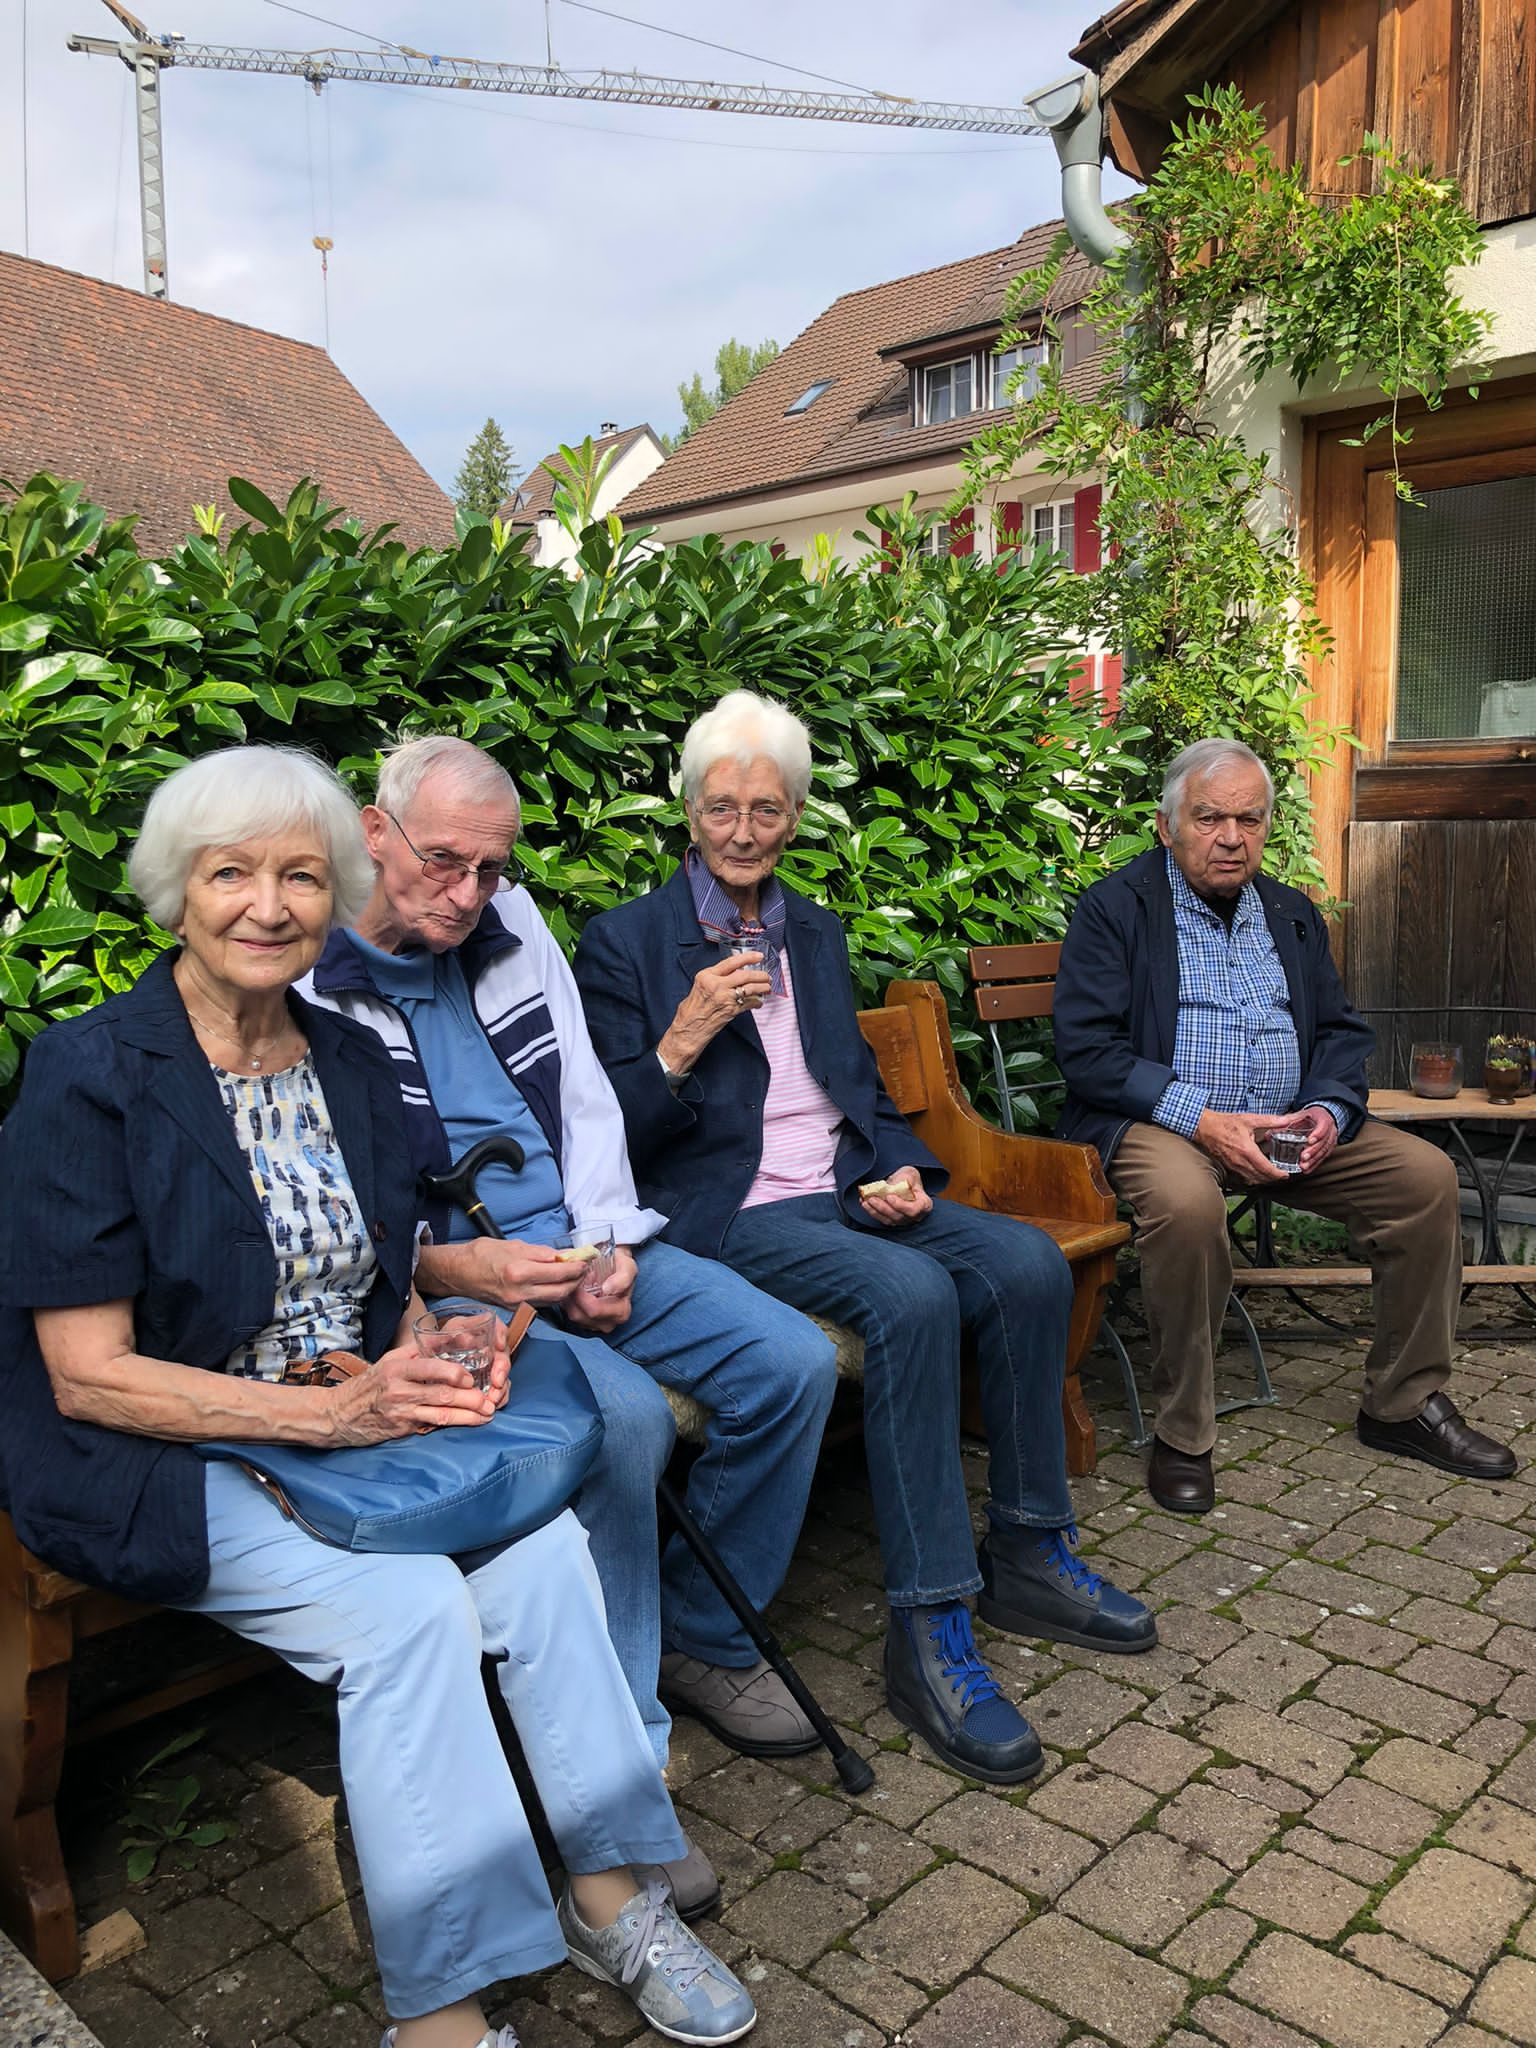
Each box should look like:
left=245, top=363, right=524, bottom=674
left=1388, top=0, right=1458, bottom=173
left=1477, top=0, right=1536, bottom=225
left=1230, top=2, right=1302, bottom=164
left=1447, top=819, right=1511, bottom=1065
left=1506, top=825, right=1536, bottom=1032
left=1308, top=0, right=1379, bottom=193
left=1344, top=819, right=1403, bottom=1081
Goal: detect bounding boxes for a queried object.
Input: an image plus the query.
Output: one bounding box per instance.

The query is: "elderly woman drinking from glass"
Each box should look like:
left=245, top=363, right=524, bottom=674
left=0, top=746, right=754, bottom=2048
left=573, top=690, right=1156, bottom=1788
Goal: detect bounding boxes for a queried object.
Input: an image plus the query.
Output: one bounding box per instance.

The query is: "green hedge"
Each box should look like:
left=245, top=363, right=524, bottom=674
left=0, top=472, right=1155, bottom=1110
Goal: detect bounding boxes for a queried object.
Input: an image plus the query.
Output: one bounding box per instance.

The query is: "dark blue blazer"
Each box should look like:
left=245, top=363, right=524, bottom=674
left=1053, top=847, right=1375, bottom=1169
left=0, top=950, right=420, bottom=1604
left=571, top=865, right=946, bottom=1260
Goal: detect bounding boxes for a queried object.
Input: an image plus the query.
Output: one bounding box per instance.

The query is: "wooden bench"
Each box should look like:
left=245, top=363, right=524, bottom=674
left=1, top=977, right=1126, bottom=1985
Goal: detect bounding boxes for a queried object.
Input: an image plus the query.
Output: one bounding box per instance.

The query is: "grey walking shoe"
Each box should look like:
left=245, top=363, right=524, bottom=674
left=559, top=1878, right=756, bottom=2043
left=658, top=1652, right=818, bottom=1756
left=636, top=1834, right=723, bottom=1920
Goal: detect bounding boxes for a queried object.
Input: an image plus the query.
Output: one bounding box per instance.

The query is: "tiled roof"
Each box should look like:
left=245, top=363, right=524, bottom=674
left=0, top=252, right=454, bottom=555
left=617, top=220, right=1100, bottom=523
left=501, top=424, right=659, bottom=525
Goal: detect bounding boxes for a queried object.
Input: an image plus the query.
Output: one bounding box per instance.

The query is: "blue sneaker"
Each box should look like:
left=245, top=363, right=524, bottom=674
left=884, top=1601, right=1042, bottom=1784
left=978, top=1524, right=1157, bottom=1653
left=559, top=1878, right=756, bottom=2043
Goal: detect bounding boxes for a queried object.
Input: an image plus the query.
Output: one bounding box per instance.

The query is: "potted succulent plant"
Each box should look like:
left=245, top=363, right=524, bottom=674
left=1483, top=1035, right=1528, bottom=1103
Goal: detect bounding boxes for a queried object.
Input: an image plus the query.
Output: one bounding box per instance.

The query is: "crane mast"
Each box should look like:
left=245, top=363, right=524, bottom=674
left=67, top=20, right=1055, bottom=302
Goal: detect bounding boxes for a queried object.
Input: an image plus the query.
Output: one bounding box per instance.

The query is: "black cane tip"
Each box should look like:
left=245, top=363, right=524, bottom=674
left=835, top=1751, right=876, bottom=1795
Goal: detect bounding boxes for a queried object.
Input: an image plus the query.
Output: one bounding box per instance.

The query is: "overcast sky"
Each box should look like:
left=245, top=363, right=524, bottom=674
left=4, top=0, right=1130, bottom=495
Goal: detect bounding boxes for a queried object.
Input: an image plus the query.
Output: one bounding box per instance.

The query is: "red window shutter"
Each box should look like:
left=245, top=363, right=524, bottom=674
left=949, top=506, right=975, bottom=557
left=1067, top=656, right=1093, bottom=703
left=1073, top=484, right=1102, bottom=574
left=1099, top=653, right=1123, bottom=717
left=769, top=541, right=786, bottom=560
left=877, top=527, right=897, bottom=572
left=995, top=500, right=1024, bottom=573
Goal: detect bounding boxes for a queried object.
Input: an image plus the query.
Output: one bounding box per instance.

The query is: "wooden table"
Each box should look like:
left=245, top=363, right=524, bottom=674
left=1230, top=1088, right=1536, bottom=1297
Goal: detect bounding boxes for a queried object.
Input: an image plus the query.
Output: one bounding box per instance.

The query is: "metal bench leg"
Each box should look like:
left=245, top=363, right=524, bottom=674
left=1095, top=1314, right=1150, bottom=1450
left=1216, top=1289, right=1279, bottom=1420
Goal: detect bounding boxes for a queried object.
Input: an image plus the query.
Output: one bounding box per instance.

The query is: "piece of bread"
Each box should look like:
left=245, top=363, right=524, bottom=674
left=554, top=1244, right=599, bottom=1262
left=859, top=1180, right=891, bottom=1198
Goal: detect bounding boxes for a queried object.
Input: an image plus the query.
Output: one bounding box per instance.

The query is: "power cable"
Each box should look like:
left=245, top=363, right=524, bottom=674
left=558, top=0, right=898, bottom=98
left=257, top=0, right=407, bottom=47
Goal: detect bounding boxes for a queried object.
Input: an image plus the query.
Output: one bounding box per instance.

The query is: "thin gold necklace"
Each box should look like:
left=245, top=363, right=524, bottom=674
left=183, top=1003, right=298, bottom=1073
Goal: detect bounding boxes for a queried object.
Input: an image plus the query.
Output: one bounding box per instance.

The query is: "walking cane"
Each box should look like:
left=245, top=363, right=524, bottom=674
left=420, top=1136, right=875, bottom=1796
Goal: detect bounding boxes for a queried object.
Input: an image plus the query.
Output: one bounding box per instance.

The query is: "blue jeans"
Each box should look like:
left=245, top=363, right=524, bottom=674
left=721, top=1194, right=1075, bottom=1607
left=178, top=1471, right=684, bottom=2021
left=436, top=1238, right=837, bottom=1765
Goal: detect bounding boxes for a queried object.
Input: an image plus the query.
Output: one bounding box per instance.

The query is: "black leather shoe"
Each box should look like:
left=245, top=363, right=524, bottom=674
left=978, top=1525, right=1157, bottom=1653
left=884, top=1604, right=1042, bottom=1785
left=1148, top=1436, right=1215, bottom=1514
left=1357, top=1392, right=1517, bottom=1480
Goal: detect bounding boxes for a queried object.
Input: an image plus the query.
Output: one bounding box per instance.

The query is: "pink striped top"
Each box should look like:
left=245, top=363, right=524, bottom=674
left=740, top=953, right=844, bottom=1209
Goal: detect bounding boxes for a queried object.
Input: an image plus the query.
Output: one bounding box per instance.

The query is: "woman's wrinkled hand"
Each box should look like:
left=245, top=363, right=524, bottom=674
left=325, top=1320, right=511, bottom=1444
left=657, top=954, right=772, bottom=1076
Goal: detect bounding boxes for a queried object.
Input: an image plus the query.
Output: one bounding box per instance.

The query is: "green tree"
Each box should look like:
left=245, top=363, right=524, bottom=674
left=666, top=337, right=780, bottom=450
left=963, top=85, right=1490, bottom=897
left=453, top=416, right=516, bottom=520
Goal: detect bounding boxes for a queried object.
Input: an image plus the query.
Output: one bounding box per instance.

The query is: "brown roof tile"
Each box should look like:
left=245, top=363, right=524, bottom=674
left=617, top=220, right=1100, bottom=523
left=500, top=423, right=659, bottom=525
left=0, top=252, right=454, bottom=554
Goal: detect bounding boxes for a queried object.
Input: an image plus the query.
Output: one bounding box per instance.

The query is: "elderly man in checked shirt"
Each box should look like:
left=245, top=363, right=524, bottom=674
left=1054, top=738, right=1515, bottom=1514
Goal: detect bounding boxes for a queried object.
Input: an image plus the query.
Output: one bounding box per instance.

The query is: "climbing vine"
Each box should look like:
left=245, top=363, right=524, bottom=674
left=964, top=85, right=1492, bottom=897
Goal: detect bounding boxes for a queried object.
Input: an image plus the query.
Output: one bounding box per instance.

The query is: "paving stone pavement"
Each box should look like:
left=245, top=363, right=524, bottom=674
left=55, top=1323, right=1536, bottom=2047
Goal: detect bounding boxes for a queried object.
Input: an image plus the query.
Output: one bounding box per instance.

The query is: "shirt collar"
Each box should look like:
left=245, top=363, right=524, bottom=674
left=1165, top=847, right=1261, bottom=929
left=340, top=928, right=438, bottom=1004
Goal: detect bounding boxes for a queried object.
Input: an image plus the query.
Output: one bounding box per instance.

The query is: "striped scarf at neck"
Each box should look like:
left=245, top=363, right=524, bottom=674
left=685, top=847, right=787, bottom=995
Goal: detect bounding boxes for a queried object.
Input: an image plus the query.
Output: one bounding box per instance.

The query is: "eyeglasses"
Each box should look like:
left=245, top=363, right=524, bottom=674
left=695, top=801, right=791, bottom=830
left=389, top=814, right=515, bottom=888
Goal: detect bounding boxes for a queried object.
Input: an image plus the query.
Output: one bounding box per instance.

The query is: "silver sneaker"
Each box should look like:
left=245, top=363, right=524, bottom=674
left=558, top=1878, right=756, bottom=2044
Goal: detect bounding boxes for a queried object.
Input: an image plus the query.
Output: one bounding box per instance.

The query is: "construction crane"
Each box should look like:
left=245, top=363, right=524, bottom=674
left=69, top=2, right=1084, bottom=302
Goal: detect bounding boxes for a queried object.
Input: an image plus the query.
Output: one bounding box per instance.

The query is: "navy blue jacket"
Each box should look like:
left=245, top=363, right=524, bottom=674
left=571, top=865, right=946, bottom=1260
left=1053, top=847, right=1374, bottom=1168
left=0, top=951, right=420, bottom=1604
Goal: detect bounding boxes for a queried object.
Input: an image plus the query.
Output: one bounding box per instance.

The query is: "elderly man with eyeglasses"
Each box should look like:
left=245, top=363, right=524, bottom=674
left=1054, top=736, right=1516, bottom=1515
left=300, top=735, right=839, bottom=1921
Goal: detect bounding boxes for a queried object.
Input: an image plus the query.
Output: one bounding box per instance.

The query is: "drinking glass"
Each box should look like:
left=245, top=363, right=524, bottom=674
left=413, top=1308, right=497, bottom=1391
left=553, top=1222, right=617, bottom=1292
left=1265, top=1128, right=1307, bottom=1173
left=1409, top=1042, right=1462, bottom=1100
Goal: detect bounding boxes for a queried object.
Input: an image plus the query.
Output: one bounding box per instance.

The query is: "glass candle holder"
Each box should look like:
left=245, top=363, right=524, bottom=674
left=1409, top=1043, right=1462, bottom=1100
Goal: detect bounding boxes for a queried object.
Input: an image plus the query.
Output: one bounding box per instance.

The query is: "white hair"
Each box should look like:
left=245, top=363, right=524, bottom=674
left=129, top=745, right=375, bottom=929
left=375, top=735, right=519, bottom=820
left=1159, top=738, right=1274, bottom=823
left=679, top=689, right=813, bottom=807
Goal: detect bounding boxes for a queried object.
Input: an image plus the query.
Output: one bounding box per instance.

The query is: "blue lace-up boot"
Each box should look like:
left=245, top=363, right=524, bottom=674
left=884, top=1601, right=1042, bottom=1783
left=978, top=1524, right=1157, bottom=1653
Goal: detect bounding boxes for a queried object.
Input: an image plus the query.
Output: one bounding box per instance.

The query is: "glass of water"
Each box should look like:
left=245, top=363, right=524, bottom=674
left=413, top=1308, right=497, bottom=1391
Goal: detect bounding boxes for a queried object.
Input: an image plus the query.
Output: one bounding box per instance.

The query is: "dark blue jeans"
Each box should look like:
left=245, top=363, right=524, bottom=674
left=720, top=1193, right=1075, bottom=1607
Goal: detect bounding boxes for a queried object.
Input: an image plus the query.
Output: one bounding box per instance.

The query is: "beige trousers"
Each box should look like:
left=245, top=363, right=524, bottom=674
left=1107, top=1119, right=1462, bottom=1455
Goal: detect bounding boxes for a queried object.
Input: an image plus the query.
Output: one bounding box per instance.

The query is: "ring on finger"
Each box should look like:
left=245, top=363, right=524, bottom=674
left=734, top=989, right=748, bottom=1008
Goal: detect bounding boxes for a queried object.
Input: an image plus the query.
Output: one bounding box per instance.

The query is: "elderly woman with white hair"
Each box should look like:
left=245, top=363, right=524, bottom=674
left=573, top=691, right=1156, bottom=1791
left=0, top=746, right=755, bottom=2048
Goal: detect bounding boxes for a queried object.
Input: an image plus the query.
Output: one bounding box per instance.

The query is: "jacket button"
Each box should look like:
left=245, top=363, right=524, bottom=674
left=372, top=1220, right=388, bottom=1242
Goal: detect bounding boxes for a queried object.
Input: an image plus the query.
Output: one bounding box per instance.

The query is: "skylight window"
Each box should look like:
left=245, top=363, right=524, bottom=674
left=785, top=379, right=834, bottom=415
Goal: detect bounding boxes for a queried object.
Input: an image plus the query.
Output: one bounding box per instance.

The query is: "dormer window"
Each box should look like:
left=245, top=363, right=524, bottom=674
left=923, top=357, right=976, bottom=426
left=785, top=379, right=834, bottom=416
left=992, top=340, right=1046, bottom=407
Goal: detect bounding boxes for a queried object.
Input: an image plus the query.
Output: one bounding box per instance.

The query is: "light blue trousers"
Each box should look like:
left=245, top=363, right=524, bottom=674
left=179, top=1466, right=685, bottom=2020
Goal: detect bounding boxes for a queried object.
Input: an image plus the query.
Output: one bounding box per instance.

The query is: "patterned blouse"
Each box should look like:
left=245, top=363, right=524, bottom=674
left=215, top=1054, right=378, bottom=1380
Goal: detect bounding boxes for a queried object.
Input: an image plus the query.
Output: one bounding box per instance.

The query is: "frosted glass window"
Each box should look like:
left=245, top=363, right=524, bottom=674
left=1396, top=473, right=1536, bottom=740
